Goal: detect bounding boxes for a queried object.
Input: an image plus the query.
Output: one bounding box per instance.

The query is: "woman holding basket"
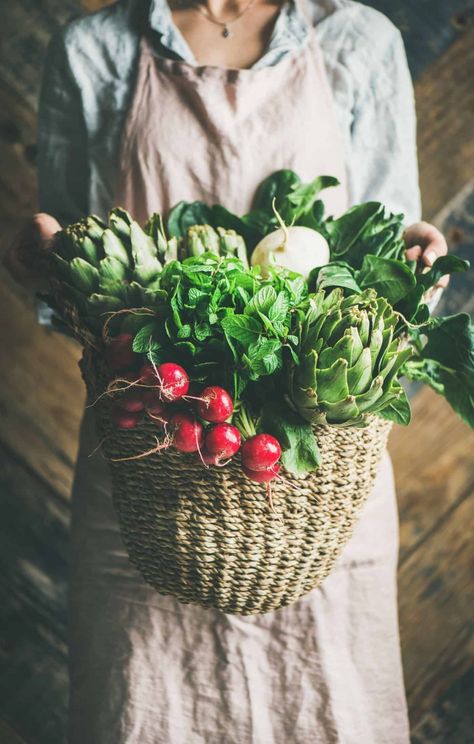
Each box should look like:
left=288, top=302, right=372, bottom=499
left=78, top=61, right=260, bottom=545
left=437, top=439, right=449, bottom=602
left=5, top=0, right=448, bottom=741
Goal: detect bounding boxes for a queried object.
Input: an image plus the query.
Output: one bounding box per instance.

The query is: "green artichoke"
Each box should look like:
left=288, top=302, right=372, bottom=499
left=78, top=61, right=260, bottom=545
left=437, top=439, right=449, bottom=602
left=49, top=208, right=171, bottom=335
left=184, top=224, right=249, bottom=267
left=288, top=288, right=412, bottom=425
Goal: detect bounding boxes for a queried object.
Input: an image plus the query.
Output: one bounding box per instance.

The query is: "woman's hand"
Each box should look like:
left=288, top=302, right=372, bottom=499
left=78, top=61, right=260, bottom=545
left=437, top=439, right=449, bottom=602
left=403, top=221, right=449, bottom=288
left=3, top=213, right=61, bottom=292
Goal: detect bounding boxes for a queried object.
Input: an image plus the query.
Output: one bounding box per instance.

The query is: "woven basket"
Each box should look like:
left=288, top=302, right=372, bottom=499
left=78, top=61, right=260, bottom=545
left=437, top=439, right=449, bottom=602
left=80, top=345, right=392, bottom=615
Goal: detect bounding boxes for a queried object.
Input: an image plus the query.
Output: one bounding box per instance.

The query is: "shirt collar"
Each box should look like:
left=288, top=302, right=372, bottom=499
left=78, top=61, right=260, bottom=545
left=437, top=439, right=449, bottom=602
left=144, top=0, right=310, bottom=67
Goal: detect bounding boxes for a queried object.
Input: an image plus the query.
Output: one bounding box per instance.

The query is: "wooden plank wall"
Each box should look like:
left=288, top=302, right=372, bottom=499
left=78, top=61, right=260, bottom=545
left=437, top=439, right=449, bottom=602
left=0, top=1, right=473, bottom=742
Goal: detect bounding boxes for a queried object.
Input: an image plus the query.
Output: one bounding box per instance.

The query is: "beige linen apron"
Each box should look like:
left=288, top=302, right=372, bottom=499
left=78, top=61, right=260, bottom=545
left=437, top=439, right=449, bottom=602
left=68, top=3, right=410, bottom=742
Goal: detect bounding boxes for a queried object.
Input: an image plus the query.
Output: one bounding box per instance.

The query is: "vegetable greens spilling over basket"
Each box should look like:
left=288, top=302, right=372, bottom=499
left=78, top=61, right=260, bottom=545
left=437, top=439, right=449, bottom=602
left=45, top=170, right=474, bottom=501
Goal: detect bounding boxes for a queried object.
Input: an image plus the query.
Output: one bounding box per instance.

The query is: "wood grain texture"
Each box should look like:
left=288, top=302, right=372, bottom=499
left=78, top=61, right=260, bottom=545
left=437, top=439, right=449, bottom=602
left=389, top=388, right=474, bottom=720
left=0, top=273, right=83, bottom=499
left=415, top=27, right=474, bottom=220
left=411, top=667, right=474, bottom=744
left=0, top=440, right=69, bottom=744
left=0, top=79, right=38, bottom=246
left=0, top=720, right=29, bottom=744
left=365, top=0, right=474, bottom=79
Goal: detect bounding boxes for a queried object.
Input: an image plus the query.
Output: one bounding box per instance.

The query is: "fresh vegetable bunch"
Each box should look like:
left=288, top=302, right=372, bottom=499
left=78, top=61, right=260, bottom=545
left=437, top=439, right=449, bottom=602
left=45, top=170, right=474, bottom=486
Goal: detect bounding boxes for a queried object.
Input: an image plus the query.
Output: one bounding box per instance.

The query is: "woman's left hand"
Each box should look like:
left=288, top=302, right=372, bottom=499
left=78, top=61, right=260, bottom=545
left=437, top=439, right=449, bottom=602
left=403, top=221, right=449, bottom=288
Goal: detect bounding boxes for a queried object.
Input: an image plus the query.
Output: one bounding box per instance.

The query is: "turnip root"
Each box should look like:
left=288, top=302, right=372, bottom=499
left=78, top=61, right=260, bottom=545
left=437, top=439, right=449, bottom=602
left=251, top=226, right=329, bottom=278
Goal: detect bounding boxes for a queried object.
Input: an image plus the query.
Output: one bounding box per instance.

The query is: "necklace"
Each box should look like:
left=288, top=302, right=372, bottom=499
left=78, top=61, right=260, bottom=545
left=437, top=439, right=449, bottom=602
left=192, top=0, right=256, bottom=38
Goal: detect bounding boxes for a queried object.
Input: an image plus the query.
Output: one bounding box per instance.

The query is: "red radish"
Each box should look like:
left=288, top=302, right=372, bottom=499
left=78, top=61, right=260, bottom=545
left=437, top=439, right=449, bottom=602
left=105, top=333, right=137, bottom=371
left=205, top=424, right=241, bottom=459
left=142, top=389, right=163, bottom=409
left=200, top=449, right=222, bottom=466
left=147, top=406, right=171, bottom=428
left=139, top=363, right=158, bottom=386
left=111, top=403, right=141, bottom=429
left=196, top=386, right=233, bottom=423
left=242, top=463, right=281, bottom=482
left=157, top=363, right=189, bottom=401
left=241, top=434, right=281, bottom=472
left=118, top=389, right=145, bottom=413
left=170, top=412, right=203, bottom=452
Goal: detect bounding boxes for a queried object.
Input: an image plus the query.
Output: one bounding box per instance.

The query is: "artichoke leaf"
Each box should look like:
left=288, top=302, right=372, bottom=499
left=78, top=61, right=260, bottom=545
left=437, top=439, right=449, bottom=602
left=85, top=215, right=107, bottom=242
left=103, top=228, right=130, bottom=266
left=80, top=236, right=99, bottom=266
left=99, top=256, right=127, bottom=283
left=51, top=254, right=73, bottom=284
left=130, top=222, right=162, bottom=281
left=357, top=310, right=371, bottom=346
left=353, top=376, right=385, bottom=414
left=346, top=347, right=373, bottom=395
left=69, top=257, right=100, bottom=294
left=382, top=346, right=413, bottom=387
left=317, top=395, right=360, bottom=424
left=87, top=293, right=124, bottom=314
left=295, top=350, right=318, bottom=389
left=316, top=357, right=349, bottom=403
left=318, top=309, right=342, bottom=345
left=368, top=327, right=384, bottom=372
left=109, top=208, right=133, bottom=241
left=318, top=329, right=358, bottom=369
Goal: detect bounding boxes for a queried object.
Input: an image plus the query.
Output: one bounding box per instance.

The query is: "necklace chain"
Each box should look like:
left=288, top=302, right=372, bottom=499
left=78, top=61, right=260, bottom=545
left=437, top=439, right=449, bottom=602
left=192, top=0, right=257, bottom=38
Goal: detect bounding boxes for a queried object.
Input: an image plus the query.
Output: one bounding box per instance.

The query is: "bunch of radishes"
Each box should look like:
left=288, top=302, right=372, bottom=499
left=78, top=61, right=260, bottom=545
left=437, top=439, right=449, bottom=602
left=104, top=333, right=282, bottom=485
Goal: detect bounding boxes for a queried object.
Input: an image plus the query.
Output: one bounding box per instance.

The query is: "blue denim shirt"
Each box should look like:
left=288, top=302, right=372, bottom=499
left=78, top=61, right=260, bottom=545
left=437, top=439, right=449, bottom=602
left=36, top=0, right=422, bottom=323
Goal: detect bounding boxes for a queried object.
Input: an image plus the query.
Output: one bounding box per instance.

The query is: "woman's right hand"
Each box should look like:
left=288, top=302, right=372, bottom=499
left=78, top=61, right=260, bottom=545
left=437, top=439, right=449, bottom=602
left=3, top=213, right=61, bottom=292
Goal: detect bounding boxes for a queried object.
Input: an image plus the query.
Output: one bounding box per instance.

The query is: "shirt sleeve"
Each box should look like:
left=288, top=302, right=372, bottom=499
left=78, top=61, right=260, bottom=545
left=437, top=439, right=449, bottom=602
left=36, top=28, right=90, bottom=329
left=37, top=28, right=90, bottom=225
left=347, top=26, right=422, bottom=226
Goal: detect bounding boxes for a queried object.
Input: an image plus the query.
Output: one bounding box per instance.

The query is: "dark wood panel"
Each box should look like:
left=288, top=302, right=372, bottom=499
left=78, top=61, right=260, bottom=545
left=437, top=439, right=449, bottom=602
left=0, top=273, right=83, bottom=499
left=366, top=0, right=474, bottom=79
left=434, top=183, right=474, bottom=318
left=0, top=441, right=69, bottom=744
left=411, top=667, right=474, bottom=744
left=0, top=79, right=38, bottom=246
left=0, top=719, right=29, bottom=744
left=390, top=387, right=474, bottom=722
left=415, top=27, right=474, bottom=220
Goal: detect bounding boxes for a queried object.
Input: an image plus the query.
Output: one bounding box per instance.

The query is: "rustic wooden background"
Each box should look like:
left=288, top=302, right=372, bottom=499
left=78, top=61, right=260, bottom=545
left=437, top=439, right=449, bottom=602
left=0, top=1, right=473, bottom=742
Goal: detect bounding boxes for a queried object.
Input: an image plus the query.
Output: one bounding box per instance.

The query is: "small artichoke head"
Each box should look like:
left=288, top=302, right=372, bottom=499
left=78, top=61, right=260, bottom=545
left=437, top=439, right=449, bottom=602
left=289, top=288, right=412, bottom=426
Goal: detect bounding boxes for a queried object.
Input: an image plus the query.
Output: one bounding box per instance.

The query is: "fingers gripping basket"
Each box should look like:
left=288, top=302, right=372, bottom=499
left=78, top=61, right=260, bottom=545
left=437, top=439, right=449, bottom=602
left=81, top=346, right=392, bottom=616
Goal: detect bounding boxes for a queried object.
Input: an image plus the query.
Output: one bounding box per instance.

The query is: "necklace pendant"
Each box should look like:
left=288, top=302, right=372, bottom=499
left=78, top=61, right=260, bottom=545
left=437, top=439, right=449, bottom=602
left=222, top=25, right=232, bottom=38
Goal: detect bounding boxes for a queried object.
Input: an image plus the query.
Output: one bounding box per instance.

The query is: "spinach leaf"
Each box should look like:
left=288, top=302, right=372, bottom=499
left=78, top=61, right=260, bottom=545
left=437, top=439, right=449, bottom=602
left=422, top=314, right=474, bottom=374
left=309, top=262, right=361, bottom=294
left=252, top=169, right=302, bottom=213
left=358, top=255, right=416, bottom=305
left=404, top=314, right=474, bottom=428
left=167, top=201, right=214, bottom=238
left=282, top=175, right=339, bottom=223
left=324, top=202, right=383, bottom=257
left=262, top=402, right=321, bottom=474
left=418, top=254, right=470, bottom=291
left=377, top=384, right=411, bottom=425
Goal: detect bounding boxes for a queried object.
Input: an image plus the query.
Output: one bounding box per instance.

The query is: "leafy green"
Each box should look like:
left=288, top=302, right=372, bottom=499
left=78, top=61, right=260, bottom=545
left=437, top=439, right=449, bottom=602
left=358, top=255, right=416, bottom=305
left=262, top=402, right=321, bottom=475
left=130, top=253, right=309, bottom=399
left=418, top=254, right=469, bottom=291
left=404, top=314, right=474, bottom=428
left=167, top=201, right=214, bottom=238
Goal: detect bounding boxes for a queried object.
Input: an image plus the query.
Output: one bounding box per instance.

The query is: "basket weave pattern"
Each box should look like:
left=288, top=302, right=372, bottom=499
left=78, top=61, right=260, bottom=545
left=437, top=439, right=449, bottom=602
left=82, top=348, right=392, bottom=615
